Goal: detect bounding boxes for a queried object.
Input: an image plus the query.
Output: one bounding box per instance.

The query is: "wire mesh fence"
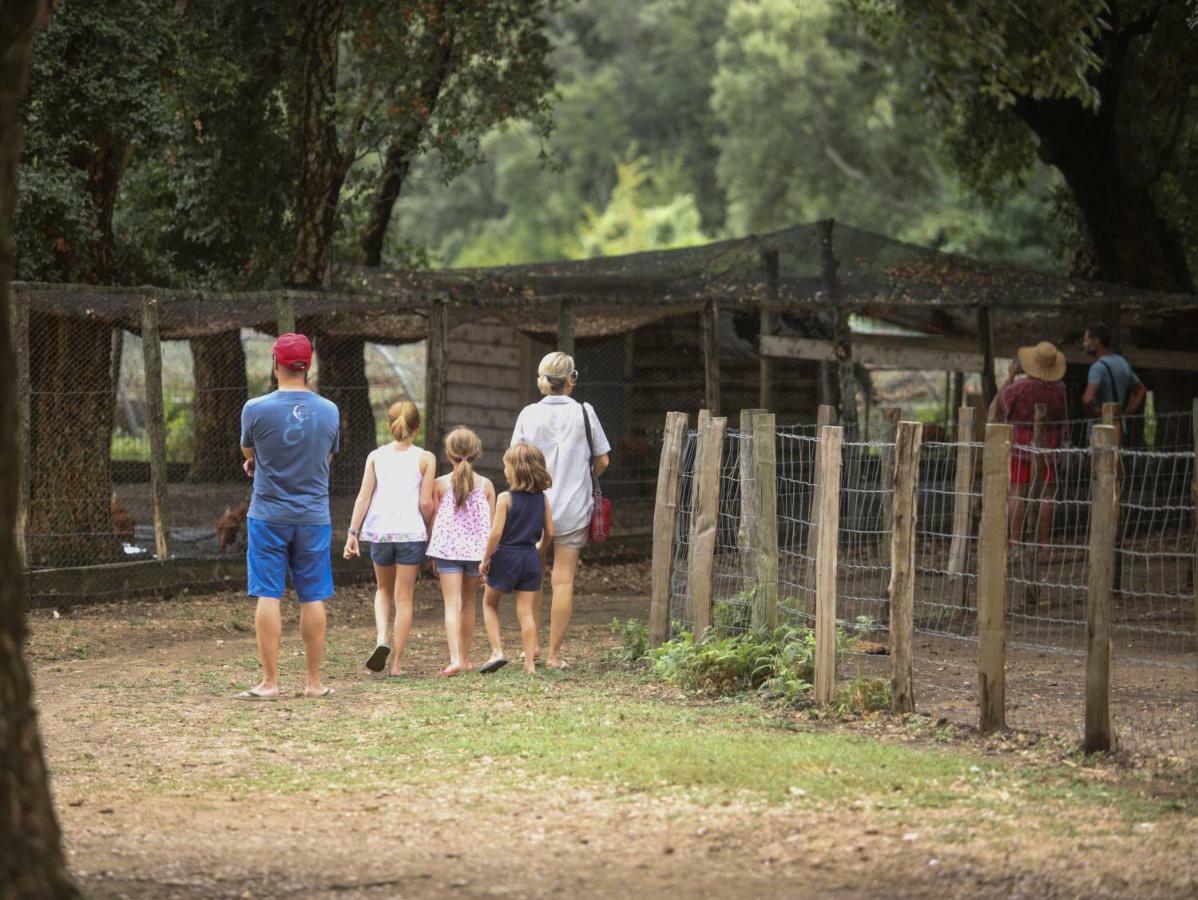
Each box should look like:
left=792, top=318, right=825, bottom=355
left=661, top=408, right=1197, bottom=759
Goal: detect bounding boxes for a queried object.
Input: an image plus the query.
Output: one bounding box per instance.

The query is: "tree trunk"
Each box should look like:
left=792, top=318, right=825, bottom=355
left=0, top=0, right=82, bottom=895
left=189, top=330, right=248, bottom=482
left=315, top=334, right=375, bottom=493
left=285, top=0, right=349, bottom=287
left=355, top=11, right=454, bottom=268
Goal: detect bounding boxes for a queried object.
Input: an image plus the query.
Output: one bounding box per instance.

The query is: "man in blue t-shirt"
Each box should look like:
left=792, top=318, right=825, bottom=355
left=235, top=333, right=340, bottom=701
left=1082, top=323, right=1146, bottom=429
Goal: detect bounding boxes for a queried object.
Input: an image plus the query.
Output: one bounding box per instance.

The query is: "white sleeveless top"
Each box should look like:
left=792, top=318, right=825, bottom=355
left=361, top=445, right=427, bottom=543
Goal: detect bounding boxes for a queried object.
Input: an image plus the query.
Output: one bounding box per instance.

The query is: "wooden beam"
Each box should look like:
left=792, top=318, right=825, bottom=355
left=738, top=408, right=766, bottom=562
left=425, top=299, right=448, bottom=460
left=820, top=219, right=857, bottom=429
left=879, top=407, right=902, bottom=569
left=814, top=423, right=843, bottom=705
left=978, top=306, right=997, bottom=412
left=977, top=422, right=1011, bottom=733
left=556, top=299, right=575, bottom=356
left=888, top=421, right=921, bottom=714
left=141, top=298, right=171, bottom=561
left=1085, top=424, right=1118, bottom=753
left=759, top=333, right=1198, bottom=374
left=276, top=295, right=296, bottom=335
left=701, top=301, right=721, bottom=417
left=650, top=411, right=688, bottom=647
left=759, top=249, right=779, bottom=409
left=688, top=415, right=726, bottom=638
left=11, top=291, right=30, bottom=566
left=804, top=405, right=838, bottom=591
left=945, top=405, right=977, bottom=608
left=752, top=413, right=778, bottom=630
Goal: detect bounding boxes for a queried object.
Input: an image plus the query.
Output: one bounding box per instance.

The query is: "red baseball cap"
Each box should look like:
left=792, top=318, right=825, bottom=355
left=272, top=333, right=312, bottom=370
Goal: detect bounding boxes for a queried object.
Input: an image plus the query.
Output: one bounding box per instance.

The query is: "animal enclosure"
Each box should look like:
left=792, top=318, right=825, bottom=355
left=652, top=405, right=1198, bottom=758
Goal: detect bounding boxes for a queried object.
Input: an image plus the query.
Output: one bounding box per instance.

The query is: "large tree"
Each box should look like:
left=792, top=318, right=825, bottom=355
left=1, top=1, right=81, bottom=895
left=17, top=0, right=175, bottom=563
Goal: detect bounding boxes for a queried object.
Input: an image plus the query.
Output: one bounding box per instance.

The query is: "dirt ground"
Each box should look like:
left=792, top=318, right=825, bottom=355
left=26, top=562, right=1198, bottom=899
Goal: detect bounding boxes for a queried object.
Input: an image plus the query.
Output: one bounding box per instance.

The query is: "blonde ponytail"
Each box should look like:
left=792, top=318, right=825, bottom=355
left=537, top=351, right=575, bottom=396
left=387, top=400, right=421, bottom=443
left=444, top=427, right=482, bottom=508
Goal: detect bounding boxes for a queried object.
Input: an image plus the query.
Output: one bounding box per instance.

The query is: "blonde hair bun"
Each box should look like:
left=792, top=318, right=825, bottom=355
left=537, top=350, right=575, bottom=396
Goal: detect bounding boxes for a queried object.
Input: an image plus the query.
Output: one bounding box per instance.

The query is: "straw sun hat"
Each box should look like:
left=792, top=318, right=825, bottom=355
left=1017, top=341, right=1066, bottom=382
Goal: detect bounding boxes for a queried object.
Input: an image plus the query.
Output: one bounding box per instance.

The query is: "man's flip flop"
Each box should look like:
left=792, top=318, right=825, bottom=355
left=235, top=689, right=279, bottom=701
left=365, top=644, right=391, bottom=672
left=479, top=658, right=508, bottom=674
left=305, top=687, right=334, bottom=698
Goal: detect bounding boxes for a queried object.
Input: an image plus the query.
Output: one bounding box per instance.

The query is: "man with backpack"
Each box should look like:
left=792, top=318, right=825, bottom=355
left=1081, top=323, right=1146, bottom=424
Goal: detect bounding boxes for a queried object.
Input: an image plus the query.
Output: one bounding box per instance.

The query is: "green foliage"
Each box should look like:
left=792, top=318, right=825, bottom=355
left=834, top=677, right=892, bottom=716
left=649, top=626, right=817, bottom=703
left=713, top=594, right=753, bottom=636
left=110, top=398, right=194, bottom=463
left=608, top=618, right=650, bottom=663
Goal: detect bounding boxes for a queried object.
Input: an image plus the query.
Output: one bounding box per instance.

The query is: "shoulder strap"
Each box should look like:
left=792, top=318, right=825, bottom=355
left=581, top=401, right=595, bottom=456
left=1097, top=357, right=1126, bottom=411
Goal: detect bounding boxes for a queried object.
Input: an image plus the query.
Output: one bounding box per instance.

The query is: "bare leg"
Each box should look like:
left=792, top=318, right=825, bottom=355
left=460, top=574, right=480, bottom=669
left=482, top=585, right=505, bottom=663
left=389, top=563, right=419, bottom=675
left=372, top=562, right=395, bottom=647
left=250, top=597, right=282, bottom=696
left=299, top=600, right=327, bottom=696
left=440, top=571, right=464, bottom=673
left=516, top=591, right=538, bottom=674
left=547, top=545, right=580, bottom=668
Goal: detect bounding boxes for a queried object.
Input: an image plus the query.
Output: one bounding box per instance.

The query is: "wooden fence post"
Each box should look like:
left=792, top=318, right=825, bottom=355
left=945, top=405, right=977, bottom=607
left=1085, top=424, right=1118, bottom=753
left=11, top=291, right=30, bottom=566
left=879, top=407, right=902, bottom=568
left=650, top=411, right=688, bottom=646
left=738, top=407, right=766, bottom=554
left=141, top=298, right=171, bottom=561
left=276, top=294, right=296, bottom=335
left=1101, top=401, right=1123, bottom=600
left=556, top=300, right=575, bottom=356
left=688, top=415, right=726, bottom=638
left=752, top=413, right=778, bottom=630
left=814, top=423, right=843, bottom=705
left=702, top=301, right=722, bottom=417
left=977, top=423, right=1011, bottom=733
left=888, top=421, right=921, bottom=714
left=804, top=404, right=838, bottom=590
left=425, top=299, right=448, bottom=461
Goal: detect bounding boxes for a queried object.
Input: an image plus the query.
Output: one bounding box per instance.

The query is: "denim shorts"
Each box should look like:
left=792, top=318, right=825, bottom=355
left=247, top=518, right=333, bottom=603
left=369, top=540, right=426, bottom=567
left=430, top=557, right=480, bottom=577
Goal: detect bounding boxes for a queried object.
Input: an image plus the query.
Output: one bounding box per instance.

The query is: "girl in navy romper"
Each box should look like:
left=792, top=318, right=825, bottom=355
left=480, top=443, right=554, bottom=674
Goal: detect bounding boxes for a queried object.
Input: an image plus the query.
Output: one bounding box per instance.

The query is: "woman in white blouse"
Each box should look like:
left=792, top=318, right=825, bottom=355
left=510, top=351, right=611, bottom=669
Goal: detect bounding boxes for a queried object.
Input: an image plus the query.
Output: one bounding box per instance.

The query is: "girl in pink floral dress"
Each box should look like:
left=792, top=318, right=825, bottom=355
left=426, top=427, right=495, bottom=676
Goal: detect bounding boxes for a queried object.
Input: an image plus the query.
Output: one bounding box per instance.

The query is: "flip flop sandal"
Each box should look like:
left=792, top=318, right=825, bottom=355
left=385, top=672, right=408, bottom=680
left=439, top=666, right=462, bottom=678
left=365, top=644, right=391, bottom=672
left=305, top=687, right=334, bottom=698
left=479, top=658, right=509, bottom=674
left=235, top=689, right=279, bottom=701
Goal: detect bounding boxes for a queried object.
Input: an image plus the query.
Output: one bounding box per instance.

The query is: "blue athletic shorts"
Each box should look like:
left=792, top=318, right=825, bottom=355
left=430, top=557, right=481, bottom=577
left=247, top=518, right=333, bottom=603
left=485, top=546, right=542, bottom=593
left=369, top=540, right=426, bottom=566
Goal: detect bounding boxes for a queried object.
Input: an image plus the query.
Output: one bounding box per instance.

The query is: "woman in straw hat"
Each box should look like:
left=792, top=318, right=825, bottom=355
left=990, top=341, right=1068, bottom=548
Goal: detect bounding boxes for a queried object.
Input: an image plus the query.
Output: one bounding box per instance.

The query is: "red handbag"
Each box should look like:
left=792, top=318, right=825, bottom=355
left=581, top=402, right=610, bottom=543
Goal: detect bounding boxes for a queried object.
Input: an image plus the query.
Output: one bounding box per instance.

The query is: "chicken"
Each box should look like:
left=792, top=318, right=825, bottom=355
left=111, top=493, right=135, bottom=544
left=216, top=500, right=250, bottom=551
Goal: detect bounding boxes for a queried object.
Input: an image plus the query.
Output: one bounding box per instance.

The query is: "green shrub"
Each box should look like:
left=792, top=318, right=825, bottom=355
left=834, top=677, right=892, bottom=716
left=713, top=591, right=753, bottom=636
left=609, top=618, right=650, bottom=662
left=649, top=626, right=816, bottom=703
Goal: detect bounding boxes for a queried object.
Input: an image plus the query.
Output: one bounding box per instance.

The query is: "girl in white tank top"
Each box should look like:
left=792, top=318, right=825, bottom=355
left=344, top=401, right=436, bottom=676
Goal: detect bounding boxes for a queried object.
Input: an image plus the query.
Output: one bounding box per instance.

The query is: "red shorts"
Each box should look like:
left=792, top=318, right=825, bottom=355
left=1010, top=453, right=1056, bottom=486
